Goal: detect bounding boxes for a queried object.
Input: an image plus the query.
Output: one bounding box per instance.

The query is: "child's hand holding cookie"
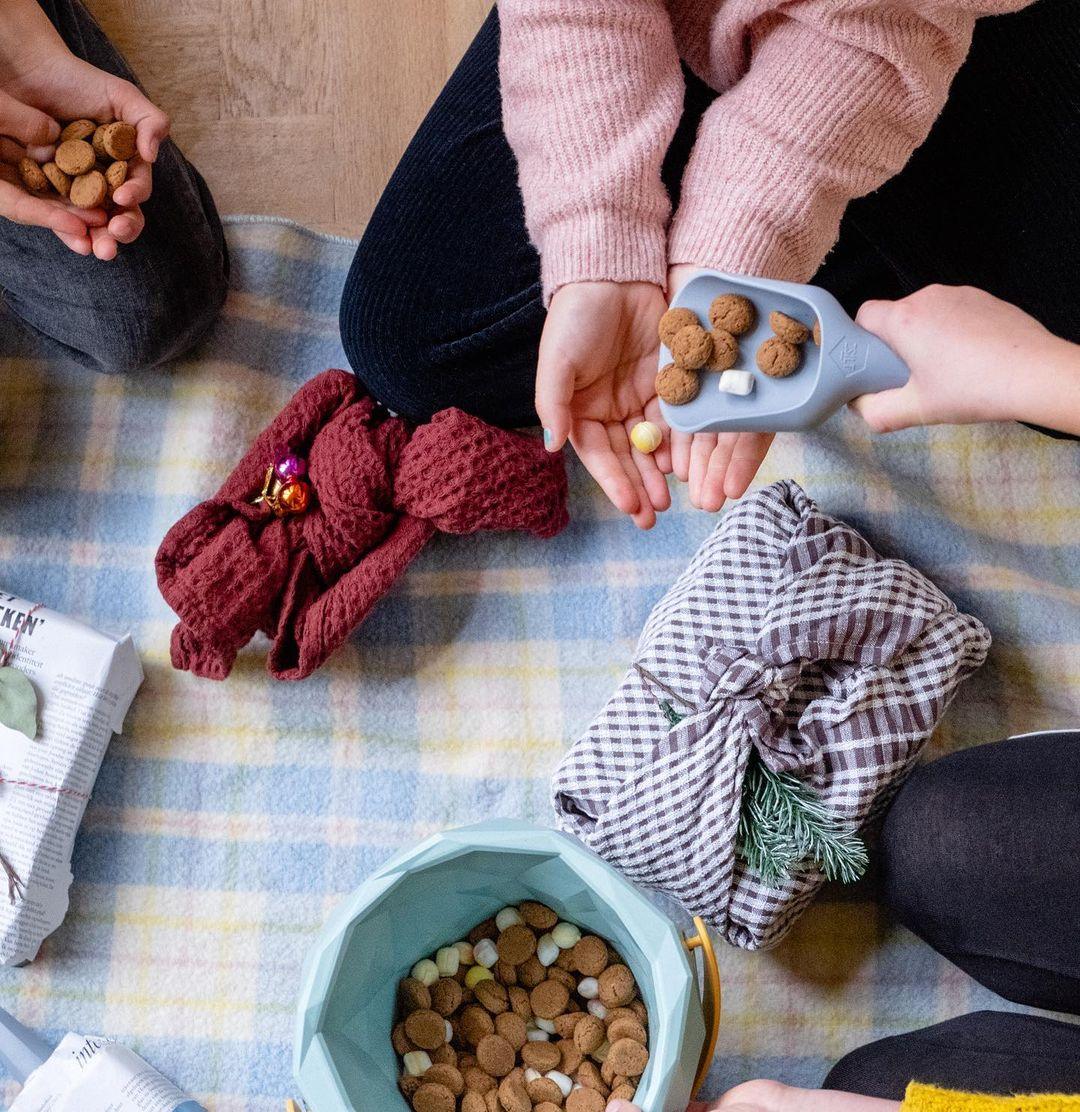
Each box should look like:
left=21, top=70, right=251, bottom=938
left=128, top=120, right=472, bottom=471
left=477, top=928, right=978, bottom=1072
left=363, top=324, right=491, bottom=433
left=0, top=0, right=169, bottom=259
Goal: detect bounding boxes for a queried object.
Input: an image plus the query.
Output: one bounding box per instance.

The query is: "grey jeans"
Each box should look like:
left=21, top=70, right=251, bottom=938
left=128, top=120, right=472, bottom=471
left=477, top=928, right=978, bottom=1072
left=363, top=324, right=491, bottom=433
left=0, top=0, right=228, bottom=373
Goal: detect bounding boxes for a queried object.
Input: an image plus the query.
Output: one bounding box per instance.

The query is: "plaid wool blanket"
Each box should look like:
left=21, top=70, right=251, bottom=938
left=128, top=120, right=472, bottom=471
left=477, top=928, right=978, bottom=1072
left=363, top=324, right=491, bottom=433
left=0, top=219, right=1076, bottom=1108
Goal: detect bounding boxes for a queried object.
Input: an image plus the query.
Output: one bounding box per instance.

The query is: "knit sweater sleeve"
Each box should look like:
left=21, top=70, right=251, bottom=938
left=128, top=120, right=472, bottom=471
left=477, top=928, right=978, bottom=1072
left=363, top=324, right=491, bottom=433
left=667, top=0, right=1036, bottom=282
left=902, top=1081, right=1080, bottom=1110
left=497, top=0, right=683, bottom=302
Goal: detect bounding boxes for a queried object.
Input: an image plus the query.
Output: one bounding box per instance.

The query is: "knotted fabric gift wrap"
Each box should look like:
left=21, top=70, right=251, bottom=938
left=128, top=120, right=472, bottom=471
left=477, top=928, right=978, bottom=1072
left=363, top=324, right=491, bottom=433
left=551, top=481, right=991, bottom=950
left=156, top=370, right=568, bottom=680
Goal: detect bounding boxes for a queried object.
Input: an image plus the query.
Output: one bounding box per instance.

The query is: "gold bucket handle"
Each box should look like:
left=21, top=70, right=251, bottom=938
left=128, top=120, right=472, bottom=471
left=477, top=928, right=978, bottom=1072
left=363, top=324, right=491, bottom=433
left=683, top=915, right=721, bottom=1098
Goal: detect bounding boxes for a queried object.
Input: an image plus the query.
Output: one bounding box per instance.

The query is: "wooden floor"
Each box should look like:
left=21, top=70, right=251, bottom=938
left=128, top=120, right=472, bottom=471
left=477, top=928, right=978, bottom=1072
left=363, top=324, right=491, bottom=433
left=84, top=0, right=490, bottom=238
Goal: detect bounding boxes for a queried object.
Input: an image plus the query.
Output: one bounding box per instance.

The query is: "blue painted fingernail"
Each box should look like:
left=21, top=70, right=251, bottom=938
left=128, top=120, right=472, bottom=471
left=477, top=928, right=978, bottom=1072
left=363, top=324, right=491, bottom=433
left=543, top=428, right=553, bottom=448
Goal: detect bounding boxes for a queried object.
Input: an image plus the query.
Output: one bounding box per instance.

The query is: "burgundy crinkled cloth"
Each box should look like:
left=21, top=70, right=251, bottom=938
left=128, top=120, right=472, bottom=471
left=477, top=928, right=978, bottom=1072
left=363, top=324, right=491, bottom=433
left=156, top=370, right=568, bottom=680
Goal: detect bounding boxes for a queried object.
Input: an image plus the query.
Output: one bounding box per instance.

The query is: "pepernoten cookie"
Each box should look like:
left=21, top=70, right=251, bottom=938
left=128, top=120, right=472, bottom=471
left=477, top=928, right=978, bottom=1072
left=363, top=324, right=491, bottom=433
left=99, top=121, right=137, bottom=161
left=59, top=118, right=97, bottom=143
left=42, top=162, right=71, bottom=198
left=757, top=337, right=801, bottom=377
left=706, top=328, right=739, bottom=371
left=656, top=362, right=700, bottom=406
left=54, top=139, right=95, bottom=177
left=69, top=170, right=107, bottom=210
left=394, top=903, right=650, bottom=1110
left=104, top=160, right=128, bottom=197
left=658, top=306, right=699, bottom=347
left=769, top=310, right=810, bottom=345
left=17, top=159, right=49, bottom=194
left=669, top=324, right=713, bottom=370
left=709, top=293, right=755, bottom=335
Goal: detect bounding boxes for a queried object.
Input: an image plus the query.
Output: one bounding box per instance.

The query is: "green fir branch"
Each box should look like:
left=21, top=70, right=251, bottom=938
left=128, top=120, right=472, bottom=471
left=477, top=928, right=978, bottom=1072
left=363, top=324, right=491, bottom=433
left=736, top=753, right=868, bottom=889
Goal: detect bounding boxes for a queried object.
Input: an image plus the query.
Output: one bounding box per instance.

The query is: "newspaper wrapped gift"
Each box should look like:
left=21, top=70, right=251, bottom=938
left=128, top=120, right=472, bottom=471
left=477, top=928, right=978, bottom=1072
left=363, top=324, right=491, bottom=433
left=551, top=481, right=991, bottom=951
left=0, top=592, right=142, bottom=965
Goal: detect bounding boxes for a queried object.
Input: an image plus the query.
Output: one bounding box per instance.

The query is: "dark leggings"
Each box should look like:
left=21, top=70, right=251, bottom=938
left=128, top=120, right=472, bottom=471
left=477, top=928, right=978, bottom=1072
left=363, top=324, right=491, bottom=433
left=824, top=731, right=1080, bottom=1099
left=339, top=2, right=1080, bottom=429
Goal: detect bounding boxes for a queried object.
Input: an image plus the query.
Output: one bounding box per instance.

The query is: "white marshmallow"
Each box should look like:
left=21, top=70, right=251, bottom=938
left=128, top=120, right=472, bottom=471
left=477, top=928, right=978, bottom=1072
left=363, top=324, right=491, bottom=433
left=410, top=959, right=439, bottom=987
left=536, top=934, right=560, bottom=967
left=473, top=938, right=498, bottom=968
left=435, top=946, right=460, bottom=977
left=402, top=1051, right=432, bottom=1077
left=524, top=1068, right=542, bottom=1083
left=525, top=1028, right=551, bottom=1042
left=535, top=1017, right=557, bottom=1034
left=495, top=907, right=523, bottom=931
left=718, top=370, right=755, bottom=396
left=577, top=977, right=599, bottom=1000
left=545, top=1071, right=574, bottom=1098
left=445, top=1019, right=454, bottom=1043
left=586, top=998, right=607, bottom=1019
left=551, top=922, right=581, bottom=949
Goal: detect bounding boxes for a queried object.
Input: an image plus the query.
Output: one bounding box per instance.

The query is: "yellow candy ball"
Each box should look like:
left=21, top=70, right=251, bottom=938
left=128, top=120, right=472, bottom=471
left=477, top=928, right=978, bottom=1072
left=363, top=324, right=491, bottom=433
left=464, top=964, right=494, bottom=989
left=630, top=421, right=663, bottom=454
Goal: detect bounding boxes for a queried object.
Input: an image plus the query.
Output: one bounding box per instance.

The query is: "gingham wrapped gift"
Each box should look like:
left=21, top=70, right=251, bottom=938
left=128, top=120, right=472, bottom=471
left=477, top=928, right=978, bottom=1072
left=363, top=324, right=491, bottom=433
left=552, top=480, right=991, bottom=951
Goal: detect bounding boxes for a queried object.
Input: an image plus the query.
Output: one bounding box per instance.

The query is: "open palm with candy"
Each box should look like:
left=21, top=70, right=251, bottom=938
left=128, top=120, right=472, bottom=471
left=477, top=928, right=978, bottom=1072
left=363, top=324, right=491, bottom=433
left=536, top=268, right=775, bottom=528
left=536, top=279, right=673, bottom=530
left=0, top=0, right=169, bottom=259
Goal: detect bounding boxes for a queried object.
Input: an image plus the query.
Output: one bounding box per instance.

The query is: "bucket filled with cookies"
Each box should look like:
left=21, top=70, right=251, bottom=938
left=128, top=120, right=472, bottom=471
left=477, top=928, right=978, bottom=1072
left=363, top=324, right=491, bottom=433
left=293, top=821, right=720, bottom=1112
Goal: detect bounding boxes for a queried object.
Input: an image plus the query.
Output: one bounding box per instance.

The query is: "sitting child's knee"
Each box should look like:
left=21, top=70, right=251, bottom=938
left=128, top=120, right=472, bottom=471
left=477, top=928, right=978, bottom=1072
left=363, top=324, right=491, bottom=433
left=340, top=291, right=443, bottom=422
left=90, top=271, right=227, bottom=374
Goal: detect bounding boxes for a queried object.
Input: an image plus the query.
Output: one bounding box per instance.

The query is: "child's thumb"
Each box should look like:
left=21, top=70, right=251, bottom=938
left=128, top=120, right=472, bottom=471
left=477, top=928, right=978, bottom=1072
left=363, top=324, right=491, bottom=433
left=0, top=91, right=59, bottom=149
left=534, top=357, right=573, bottom=452
left=849, top=386, right=920, bottom=434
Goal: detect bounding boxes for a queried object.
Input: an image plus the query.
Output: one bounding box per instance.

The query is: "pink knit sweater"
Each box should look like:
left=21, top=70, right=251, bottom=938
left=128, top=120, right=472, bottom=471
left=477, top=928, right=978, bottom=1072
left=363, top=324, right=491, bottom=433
left=498, top=0, right=1032, bottom=302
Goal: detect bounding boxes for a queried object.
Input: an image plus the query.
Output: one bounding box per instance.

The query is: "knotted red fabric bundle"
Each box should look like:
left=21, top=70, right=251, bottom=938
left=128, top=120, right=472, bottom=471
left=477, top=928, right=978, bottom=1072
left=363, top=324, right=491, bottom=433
left=156, top=370, right=569, bottom=680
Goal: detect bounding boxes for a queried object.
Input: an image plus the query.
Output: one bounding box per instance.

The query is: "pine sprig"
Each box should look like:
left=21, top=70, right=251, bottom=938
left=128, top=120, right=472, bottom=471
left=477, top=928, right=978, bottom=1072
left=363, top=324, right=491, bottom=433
left=736, top=753, right=868, bottom=889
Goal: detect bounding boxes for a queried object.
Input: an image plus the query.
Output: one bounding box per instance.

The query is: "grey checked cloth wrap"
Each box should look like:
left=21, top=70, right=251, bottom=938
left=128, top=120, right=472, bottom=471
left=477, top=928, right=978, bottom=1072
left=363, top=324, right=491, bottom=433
left=551, top=481, right=991, bottom=951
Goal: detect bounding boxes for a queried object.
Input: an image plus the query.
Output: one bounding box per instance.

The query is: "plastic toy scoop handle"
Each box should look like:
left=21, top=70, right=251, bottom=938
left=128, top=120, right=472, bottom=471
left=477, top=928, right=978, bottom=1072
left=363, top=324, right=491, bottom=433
left=823, top=301, right=910, bottom=400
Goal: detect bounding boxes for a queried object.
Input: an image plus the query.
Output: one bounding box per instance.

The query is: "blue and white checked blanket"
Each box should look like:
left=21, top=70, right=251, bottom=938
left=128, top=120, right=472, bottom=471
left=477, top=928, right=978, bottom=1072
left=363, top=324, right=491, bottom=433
left=0, top=218, right=1077, bottom=1110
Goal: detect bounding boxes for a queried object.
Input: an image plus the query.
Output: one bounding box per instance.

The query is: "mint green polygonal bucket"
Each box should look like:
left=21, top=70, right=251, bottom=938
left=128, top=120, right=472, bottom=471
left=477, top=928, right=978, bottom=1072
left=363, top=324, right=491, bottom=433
left=294, top=820, right=717, bottom=1112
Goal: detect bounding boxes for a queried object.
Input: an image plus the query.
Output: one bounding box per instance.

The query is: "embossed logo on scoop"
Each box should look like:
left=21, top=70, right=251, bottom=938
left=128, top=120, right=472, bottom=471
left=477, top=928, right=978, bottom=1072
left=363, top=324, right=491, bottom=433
left=830, top=335, right=869, bottom=377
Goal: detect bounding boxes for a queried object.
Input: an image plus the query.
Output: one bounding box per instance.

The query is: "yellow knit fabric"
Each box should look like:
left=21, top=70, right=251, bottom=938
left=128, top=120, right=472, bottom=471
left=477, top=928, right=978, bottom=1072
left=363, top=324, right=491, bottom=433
left=904, top=1083, right=1080, bottom=1111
